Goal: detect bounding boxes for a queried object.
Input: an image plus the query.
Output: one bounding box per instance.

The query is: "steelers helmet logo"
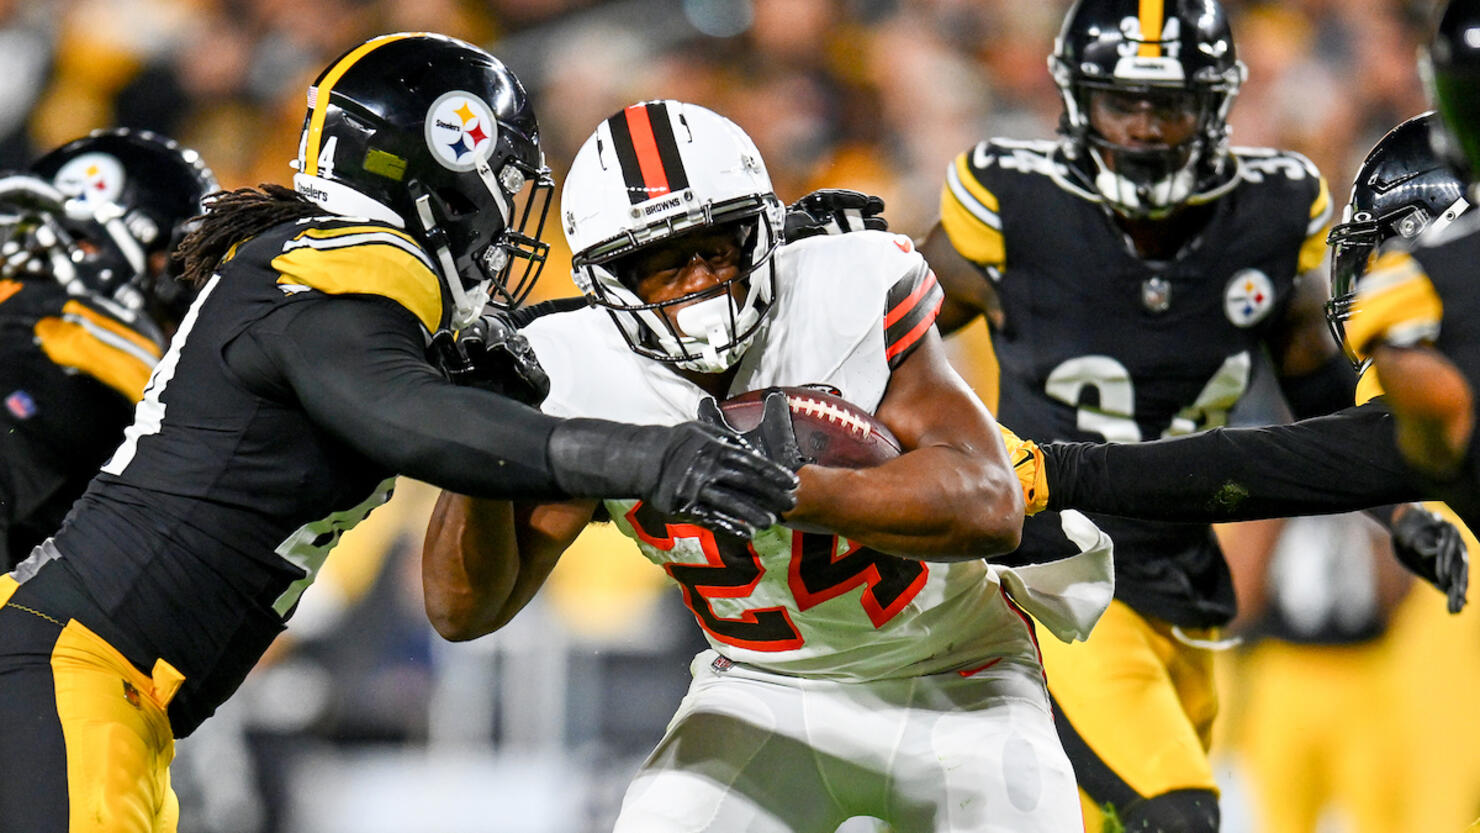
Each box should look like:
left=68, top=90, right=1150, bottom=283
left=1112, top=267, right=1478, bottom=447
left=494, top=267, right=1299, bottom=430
left=52, top=152, right=126, bottom=204
left=1224, top=269, right=1275, bottom=328
left=425, top=91, right=499, bottom=172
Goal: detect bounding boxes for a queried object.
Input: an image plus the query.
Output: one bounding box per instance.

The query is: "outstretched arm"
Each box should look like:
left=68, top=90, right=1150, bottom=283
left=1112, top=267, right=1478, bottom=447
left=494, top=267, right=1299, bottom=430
left=1042, top=400, right=1437, bottom=522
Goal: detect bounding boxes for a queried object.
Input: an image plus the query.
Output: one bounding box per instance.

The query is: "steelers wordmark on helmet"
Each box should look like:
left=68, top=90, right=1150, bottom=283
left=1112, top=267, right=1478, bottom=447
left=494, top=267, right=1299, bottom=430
left=425, top=91, right=500, bottom=173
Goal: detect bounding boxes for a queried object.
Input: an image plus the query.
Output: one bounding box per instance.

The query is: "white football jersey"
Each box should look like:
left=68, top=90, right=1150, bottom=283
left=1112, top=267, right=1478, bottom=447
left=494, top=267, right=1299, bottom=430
left=525, top=231, right=1106, bottom=681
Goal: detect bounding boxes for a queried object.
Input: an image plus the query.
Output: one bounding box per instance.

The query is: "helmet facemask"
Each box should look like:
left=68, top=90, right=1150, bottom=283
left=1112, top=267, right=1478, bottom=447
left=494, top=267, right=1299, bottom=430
left=576, top=201, right=781, bottom=373
left=562, top=100, right=786, bottom=373
left=1049, top=0, right=1247, bottom=219
left=1323, top=111, right=1472, bottom=371
left=410, top=154, right=554, bottom=326
left=1325, top=191, right=1470, bottom=370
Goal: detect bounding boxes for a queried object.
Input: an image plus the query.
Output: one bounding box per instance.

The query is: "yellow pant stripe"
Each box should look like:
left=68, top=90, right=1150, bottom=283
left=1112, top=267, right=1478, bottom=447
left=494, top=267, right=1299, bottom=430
left=51, top=620, right=180, bottom=832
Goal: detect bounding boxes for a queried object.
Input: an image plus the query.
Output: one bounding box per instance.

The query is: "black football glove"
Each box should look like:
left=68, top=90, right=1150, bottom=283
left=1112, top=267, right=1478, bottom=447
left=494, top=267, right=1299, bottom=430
left=429, top=311, right=550, bottom=407
left=697, top=388, right=813, bottom=472
left=645, top=421, right=800, bottom=537
left=547, top=418, right=799, bottom=540
left=1390, top=504, right=1469, bottom=613
left=783, top=188, right=888, bottom=242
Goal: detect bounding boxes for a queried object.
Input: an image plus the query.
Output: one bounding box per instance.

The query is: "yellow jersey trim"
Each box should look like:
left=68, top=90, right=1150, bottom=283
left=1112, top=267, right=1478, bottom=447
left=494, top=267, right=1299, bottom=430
left=1296, top=176, right=1333, bottom=274
left=940, top=154, right=1006, bottom=269
left=33, top=301, right=161, bottom=403
left=0, top=574, right=17, bottom=607
left=271, top=226, right=443, bottom=332
left=1345, top=250, right=1442, bottom=359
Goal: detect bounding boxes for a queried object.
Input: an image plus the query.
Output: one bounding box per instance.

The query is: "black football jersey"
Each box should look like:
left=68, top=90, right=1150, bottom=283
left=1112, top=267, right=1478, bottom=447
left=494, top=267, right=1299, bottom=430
left=0, top=277, right=162, bottom=568
left=27, top=216, right=457, bottom=735
left=941, top=139, right=1331, bottom=627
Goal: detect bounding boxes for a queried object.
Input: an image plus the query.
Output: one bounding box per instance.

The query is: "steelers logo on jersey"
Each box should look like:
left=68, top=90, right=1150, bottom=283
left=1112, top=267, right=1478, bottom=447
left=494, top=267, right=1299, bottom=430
left=52, top=152, right=126, bottom=204
left=424, top=91, right=499, bottom=173
left=1224, top=268, right=1276, bottom=328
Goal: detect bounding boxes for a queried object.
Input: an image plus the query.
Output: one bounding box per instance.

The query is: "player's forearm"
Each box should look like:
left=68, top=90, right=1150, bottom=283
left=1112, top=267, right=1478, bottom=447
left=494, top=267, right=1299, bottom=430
left=1373, top=344, right=1475, bottom=479
left=422, top=492, right=525, bottom=641
left=1042, top=403, right=1422, bottom=521
left=787, top=448, right=1022, bottom=560
left=423, top=492, right=598, bottom=641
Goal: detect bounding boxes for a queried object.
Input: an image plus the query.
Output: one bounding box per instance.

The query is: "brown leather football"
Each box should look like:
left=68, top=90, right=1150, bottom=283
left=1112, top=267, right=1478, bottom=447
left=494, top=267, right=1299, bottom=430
left=719, top=386, right=901, bottom=468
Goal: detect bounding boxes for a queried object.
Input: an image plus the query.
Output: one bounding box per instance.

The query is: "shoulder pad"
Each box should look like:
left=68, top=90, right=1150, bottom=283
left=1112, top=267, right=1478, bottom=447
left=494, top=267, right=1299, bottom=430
left=32, top=296, right=164, bottom=402
left=1346, top=250, right=1441, bottom=357
left=269, top=220, right=444, bottom=333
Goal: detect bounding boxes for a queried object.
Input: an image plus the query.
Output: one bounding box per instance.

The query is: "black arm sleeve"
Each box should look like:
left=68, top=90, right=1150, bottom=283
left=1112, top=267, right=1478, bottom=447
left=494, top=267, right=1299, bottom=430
left=1278, top=350, right=1358, bottom=420
left=227, top=295, right=568, bottom=500
left=1043, top=400, right=1431, bottom=522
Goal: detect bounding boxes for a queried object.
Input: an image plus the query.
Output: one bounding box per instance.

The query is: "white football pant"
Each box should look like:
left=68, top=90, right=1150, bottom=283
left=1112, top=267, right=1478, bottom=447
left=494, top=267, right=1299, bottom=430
left=612, top=650, right=1082, bottom=833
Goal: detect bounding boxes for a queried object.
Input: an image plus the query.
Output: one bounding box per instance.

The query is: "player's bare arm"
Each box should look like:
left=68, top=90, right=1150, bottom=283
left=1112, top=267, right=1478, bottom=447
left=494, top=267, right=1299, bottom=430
left=918, top=220, right=1001, bottom=336
left=422, top=494, right=596, bottom=641
left=786, top=325, right=1023, bottom=561
left=1372, top=342, right=1476, bottom=479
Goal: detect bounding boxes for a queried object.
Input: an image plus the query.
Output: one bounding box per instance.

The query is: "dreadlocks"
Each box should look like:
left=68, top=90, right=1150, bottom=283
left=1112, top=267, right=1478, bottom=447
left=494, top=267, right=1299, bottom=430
left=175, top=184, right=325, bottom=287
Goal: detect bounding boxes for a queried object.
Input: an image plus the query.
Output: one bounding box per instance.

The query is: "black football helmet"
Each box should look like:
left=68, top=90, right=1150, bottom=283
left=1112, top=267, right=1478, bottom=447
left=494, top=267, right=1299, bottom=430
left=1325, top=113, right=1470, bottom=370
left=293, top=32, right=552, bottom=329
left=30, top=128, right=218, bottom=328
left=1426, top=0, right=1480, bottom=190
left=1049, top=0, right=1247, bottom=218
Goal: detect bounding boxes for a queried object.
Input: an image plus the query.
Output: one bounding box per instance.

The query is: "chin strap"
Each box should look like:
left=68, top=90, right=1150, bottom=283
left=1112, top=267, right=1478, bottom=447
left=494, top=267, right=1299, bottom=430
left=414, top=193, right=487, bottom=330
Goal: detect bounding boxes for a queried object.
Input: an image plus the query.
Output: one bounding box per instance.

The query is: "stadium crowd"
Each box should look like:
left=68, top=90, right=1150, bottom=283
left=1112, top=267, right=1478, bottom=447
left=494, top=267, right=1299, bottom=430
left=1, top=1, right=1475, bottom=832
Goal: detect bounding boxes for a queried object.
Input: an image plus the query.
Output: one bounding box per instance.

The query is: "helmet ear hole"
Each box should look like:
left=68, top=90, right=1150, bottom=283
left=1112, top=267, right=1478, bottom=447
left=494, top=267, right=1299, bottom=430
left=432, top=185, right=479, bottom=219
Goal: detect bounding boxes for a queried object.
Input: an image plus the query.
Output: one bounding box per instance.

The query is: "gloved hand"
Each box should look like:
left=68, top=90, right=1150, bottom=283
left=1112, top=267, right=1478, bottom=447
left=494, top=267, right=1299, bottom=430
left=998, top=423, right=1048, bottom=516
left=547, top=418, right=800, bottom=540
left=429, top=310, right=550, bottom=407
left=1390, top=504, right=1469, bottom=613
left=645, top=421, right=801, bottom=538
left=696, top=388, right=812, bottom=472
left=783, top=188, right=888, bottom=242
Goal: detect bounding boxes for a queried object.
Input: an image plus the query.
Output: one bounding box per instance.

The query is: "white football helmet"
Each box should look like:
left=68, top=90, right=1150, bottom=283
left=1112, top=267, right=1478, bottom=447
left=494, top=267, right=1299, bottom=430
left=562, top=100, right=785, bottom=373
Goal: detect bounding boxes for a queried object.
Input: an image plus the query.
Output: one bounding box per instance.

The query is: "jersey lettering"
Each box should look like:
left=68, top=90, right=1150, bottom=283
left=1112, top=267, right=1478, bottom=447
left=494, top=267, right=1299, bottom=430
left=102, top=276, right=220, bottom=475
left=1045, top=351, right=1251, bottom=442
left=317, top=136, right=339, bottom=180
left=788, top=531, right=928, bottom=627
left=272, top=476, right=395, bottom=616
left=629, top=502, right=802, bottom=651
left=1240, top=155, right=1310, bottom=182
left=627, top=504, right=928, bottom=651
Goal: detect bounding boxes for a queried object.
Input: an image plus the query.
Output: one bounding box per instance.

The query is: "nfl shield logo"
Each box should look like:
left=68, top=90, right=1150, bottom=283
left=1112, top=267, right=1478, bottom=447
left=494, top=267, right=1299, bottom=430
left=6, top=390, right=36, bottom=419
left=1142, top=276, right=1172, bottom=313
left=1224, top=269, right=1276, bottom=328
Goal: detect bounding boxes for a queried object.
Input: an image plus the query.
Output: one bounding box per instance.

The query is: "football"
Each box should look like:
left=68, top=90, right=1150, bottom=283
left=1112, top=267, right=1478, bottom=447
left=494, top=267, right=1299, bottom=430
left=719, top=386, right=901, bottom=468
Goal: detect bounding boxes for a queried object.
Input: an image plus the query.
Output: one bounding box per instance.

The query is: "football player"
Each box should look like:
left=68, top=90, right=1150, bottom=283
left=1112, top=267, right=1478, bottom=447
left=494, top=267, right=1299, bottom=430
left=919, top=1, right=1355, bottom=828
left=424, top=100, right=1117, bottom=833
left=0, top=128, right=216, bottom=570
left=1345, top=0, right=1480, bottom=513
left=1019, top=111, right=1472, bottom=607
left=0, top=35, right=797, bottom=832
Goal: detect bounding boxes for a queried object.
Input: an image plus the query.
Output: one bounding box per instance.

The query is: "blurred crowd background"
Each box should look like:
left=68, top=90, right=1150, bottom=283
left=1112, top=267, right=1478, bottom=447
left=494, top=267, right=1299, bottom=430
left=5, top=0, right=1479, bottom=831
